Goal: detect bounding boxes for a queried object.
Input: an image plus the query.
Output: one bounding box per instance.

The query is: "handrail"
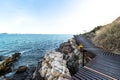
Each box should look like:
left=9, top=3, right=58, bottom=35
left=71, top=35, right=120, bottom=80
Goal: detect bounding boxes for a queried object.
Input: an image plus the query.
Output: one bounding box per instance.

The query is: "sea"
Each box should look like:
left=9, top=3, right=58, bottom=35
left=0, top=34, right=72, bottom=68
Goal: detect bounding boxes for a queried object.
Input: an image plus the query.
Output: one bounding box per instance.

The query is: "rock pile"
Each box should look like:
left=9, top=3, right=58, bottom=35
left=39, top=51, right=71, bottom=80
left=33, top=37, right=85, bottom=80
left=56, top=38, right=83, bottom=75
left=56, top=41, right=74, bottom=54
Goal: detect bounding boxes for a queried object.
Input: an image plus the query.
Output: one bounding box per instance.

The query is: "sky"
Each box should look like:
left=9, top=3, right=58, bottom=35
left=0, top=0, right=120, bottom=34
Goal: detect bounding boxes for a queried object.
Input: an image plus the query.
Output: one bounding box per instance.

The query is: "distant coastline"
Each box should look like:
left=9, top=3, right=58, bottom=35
left=0, top=33, right=8, bottom=35
left=0, top=33, right=74, bottom=35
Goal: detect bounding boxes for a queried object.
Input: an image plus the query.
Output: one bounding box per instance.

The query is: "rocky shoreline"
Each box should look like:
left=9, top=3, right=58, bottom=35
left=0, top=53, right=21, bottom=75
left=0, top=36, right=86, bottom=80
left=40, top=51, right=71, bottom=80
left=0, top=52, right=37, bottom=80
left=33, top=37, right=84, bottom=80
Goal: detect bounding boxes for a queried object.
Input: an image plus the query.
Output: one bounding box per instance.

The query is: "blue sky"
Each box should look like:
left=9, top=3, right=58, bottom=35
left=0, top=0, right=120, bottom=34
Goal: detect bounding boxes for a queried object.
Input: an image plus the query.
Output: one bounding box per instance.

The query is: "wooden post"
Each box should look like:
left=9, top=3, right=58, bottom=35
left=82, top=50, right=84, bottom=67
left=78, top=44, right=84, bottom=67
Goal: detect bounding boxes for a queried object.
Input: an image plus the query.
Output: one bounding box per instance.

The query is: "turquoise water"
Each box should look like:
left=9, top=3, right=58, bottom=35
left=0, top=34, right=72, bottom=68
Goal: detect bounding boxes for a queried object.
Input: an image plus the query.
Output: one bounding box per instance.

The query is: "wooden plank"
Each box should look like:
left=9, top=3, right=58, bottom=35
left=84, top=66, right=117, bottom=80
left=72, top=35, right=120, bottom=80
left=78, top=68, right=105, bottom=79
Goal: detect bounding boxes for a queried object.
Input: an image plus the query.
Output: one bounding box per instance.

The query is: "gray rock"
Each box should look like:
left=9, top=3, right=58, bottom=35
left=56, top=42, right=74, bottom=54
left=16, top=66, right=28, bottom=73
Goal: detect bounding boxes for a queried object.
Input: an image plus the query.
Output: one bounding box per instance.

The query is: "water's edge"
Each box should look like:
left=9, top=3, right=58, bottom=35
left=0, top=34, right=73, bottom=79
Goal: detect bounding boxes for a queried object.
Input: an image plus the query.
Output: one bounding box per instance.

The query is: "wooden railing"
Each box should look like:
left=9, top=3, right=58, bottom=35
left=71, top=35, right=120, bottom=80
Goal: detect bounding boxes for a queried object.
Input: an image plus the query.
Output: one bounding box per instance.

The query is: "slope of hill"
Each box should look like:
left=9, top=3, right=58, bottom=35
left=89, top=17, right=120, bottom=54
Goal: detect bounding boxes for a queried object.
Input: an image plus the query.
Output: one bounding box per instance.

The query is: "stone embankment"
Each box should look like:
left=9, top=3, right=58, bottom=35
left=56, top=38, right=83, bottom=75
left=33, top=38, right=84, bottom=80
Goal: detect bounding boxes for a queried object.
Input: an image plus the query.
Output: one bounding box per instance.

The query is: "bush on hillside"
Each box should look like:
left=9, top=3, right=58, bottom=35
left=91, top=20, right=120, bottom=54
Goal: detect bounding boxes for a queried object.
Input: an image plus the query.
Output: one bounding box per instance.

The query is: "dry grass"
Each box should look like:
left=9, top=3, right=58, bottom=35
left=91, top=17, right=120, bottom=54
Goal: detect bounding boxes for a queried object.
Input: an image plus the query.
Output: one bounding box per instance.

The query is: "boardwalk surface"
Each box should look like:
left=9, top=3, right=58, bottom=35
left=71, top=35, right=120, bottom=80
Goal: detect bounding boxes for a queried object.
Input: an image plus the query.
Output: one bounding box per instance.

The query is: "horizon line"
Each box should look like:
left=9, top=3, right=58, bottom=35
left=0, top=33, right=75, bottom=35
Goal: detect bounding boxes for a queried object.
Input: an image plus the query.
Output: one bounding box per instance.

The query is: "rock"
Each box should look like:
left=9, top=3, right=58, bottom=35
left=70, top=38, right=78, bottom=49
left=32, top=59, right=44, bottom=80
left=56, top=42, right=74, bottom=54
left=45, top=69, right=52, bottom=79
left=34, top=37, right=85, bottom=79
left=39, top=51, right=71, bottom=80
left=58, top=76, right=70, bottom=80
left=56, top=37, right=84, bottom=76
left=12, top=71, right=28, bottom=80
left=0, top=53, right=21, bottom=76
left=8, top=66, right=33, bottom=80
left=40, top=64, right=48, bottom=77
left=12, top=53, right=21, bottom=60
left=47, top=75, right=54, bottom=80
left=51, top=67, right=61, bottom=77
left=60, top=67, right=71, bottom=78
left=66, top=53, right=81, bottom=75
left=4, top=71, right=16, bottom=79
left=0, top=76, right=6, bottom=80
left=63, top=54, right=70, bottom=60
left=0, top=56, right=6, bottom=61
left=16, top=66, right=28, bottom=73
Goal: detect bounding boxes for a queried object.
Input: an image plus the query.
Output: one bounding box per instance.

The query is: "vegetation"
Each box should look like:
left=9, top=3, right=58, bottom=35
left=91, top=17, right=120, bottom=54
left=90, top=26, right=103, bottom=33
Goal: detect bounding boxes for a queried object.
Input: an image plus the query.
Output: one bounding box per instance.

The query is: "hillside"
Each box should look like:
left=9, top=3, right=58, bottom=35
left=89, top=17, right=120, bottom=54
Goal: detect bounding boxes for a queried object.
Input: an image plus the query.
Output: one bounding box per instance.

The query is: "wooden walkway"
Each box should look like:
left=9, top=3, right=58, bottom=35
left=71, top=35, right=120, bottom=80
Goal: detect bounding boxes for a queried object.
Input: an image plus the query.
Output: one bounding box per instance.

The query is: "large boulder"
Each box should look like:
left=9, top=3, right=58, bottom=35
left=38, top=51, right=71, bottom=80
left=56, top=42, right=74, bottom=54
left=0, top=53, right=21, bottom=75
left=16, top=66, right=27, bottom=73
left=57, top=38, right=83, bottom=75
